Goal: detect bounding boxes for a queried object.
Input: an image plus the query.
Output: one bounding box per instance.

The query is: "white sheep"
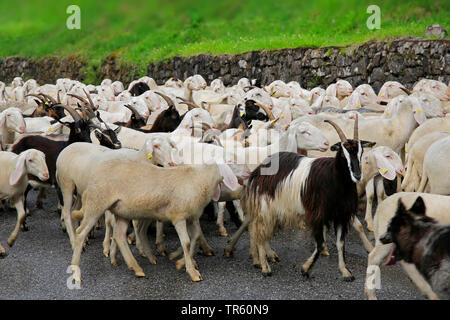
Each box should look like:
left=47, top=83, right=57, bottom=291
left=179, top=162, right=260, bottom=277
left=68, top=158, right=238, bottom=283
left=326, top=80, right=353, bottom=100
left=0, top=107, right=26, bottom=148
left=0, top=149, right=49, bottom=247
left=401, top=131, right=450, bottom=192
left=417, top=135, right=450, bottom=194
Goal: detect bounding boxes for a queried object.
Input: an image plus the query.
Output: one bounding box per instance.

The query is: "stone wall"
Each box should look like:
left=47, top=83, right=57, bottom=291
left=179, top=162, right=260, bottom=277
left=1, top=39, right=449, bottom=92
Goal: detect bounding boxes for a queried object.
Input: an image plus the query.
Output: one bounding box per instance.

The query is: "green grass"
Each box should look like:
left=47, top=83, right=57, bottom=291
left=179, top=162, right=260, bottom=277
left=0, top=0, right=448, bottom=82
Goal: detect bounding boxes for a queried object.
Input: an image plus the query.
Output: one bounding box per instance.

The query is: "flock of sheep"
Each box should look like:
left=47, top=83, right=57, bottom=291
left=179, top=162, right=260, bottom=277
left=0, top=74, right=449, bottom=299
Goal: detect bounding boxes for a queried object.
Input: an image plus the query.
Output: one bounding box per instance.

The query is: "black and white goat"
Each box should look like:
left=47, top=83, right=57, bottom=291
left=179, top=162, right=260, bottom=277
left=241, top=115, right=375, bottom=280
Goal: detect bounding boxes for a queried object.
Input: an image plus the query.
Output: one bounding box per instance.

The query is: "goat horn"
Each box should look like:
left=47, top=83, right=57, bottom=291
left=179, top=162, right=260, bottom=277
left=324, top=119, right=347, bottom=142
left=255, top=103, right=275, bottom=121
left=54, top=104, right=82, bottom=122
left=83, top=89, right=96, bottom=109
left=39, top=93, right=57, bottom=105
left=154, top=92, right=175, bottom=108
left=178, top=99, right=200, bottom=110
left=124, top=104, right=142, bottom=119
left=353, top=113, right=359, bottom=140
left=201, top=122, right=211, bottom=131
left=399, top=87, right=412, bottom=95
left=96, top=112, right=111, bottom=130
left=25, top=94, right=46, bottom=103
left=57, top=90, right=62, bottom=104
left=268, top=117, right=280, bottom=129
left=68, top=93, right=89, bottom=105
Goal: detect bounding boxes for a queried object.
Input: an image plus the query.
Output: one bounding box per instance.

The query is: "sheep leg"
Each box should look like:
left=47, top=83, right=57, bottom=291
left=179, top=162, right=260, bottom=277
left=233, top=200, right=245, bottom=222
left=364, top=243, right=393, bottom=300
left=135, top=219, right=157, bottom=265
left=113, top=216, right=145, bottom=277
left=0, top=243, right=6, bottom=258
left=364, top=180, right=375, bottom=231
left=301, top=230, right=325, bottom=278
left=352, top=217, right=374, bottom=253
left=175, top=219, right=201, bottom=270
left=173, top=219, right=202, bottom=282
left=336, top=225, right=354, bottom=281
left=61, top=190, right=76, bottom=249
left=399, top=261, right=439, bottom=300
left=216, top=202, right=228, bottom=237
left=7, top=196, right=26, bottom=247
left=35, top=187, right=46, bottom=209
left=224, top=214, right=251, bottom=257
left=155, top=221, right=167, bottom=256
left=71, top=210, right=100, bottom=283
left=197, top=226, right=214, bottom=256
left=103, top=210, right=113, bottom=257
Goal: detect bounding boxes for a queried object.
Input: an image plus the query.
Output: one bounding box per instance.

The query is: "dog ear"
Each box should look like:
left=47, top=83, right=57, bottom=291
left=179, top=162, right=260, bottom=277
left=396, top=198, right=408, bottom=216
left=330, top=142, right=341, bottom=151
left=409, top=196, right=426, bottom=216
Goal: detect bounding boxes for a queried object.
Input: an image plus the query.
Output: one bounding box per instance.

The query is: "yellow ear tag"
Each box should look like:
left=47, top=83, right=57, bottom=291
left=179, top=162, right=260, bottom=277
left=417, top=109, right=422, bottom=114
left=381, top=93, right=385, bottom=97
left=413, top=90, right=418, bottom=92
left=147, top=153, right=152, bottom=159
left=14, top=165, right=17, bottom=170
left=45, top=102, right=49, bottom=105
left=307, top=97, right=311, bottom=101
left=10, top=96, right=13, bottom=99
left=185, top=124, right=189, bottom=128
left=240, top=112, right=244, bottom=117
left=405, top=147, right=409, bottom=152
left=50, top=126, right=55, bottom=132
left=281, top=113, right=285, bottom=118
left=381, top=168, right=388, bottom=174
left=356, top=104, right=361, bottom=108
left=387, top=110, right=391, bottom=115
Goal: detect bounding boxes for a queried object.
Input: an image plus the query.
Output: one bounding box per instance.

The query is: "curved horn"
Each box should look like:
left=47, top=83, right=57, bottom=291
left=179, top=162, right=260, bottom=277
left=268, top=117, right=280, bottom=129
left=57, top=89, right=62, bottom=104
left=254, top=103, right=275, bottom=121
left=96, top=112, right=111, bottom=130
left=67, top=93, right=89, bottom=105
left=178, top=98, right=200, bottom=110
left=25, top=94, right=46, bottom=103
left=39, top=93, right=57, bottom=105
left=353, top=113, right=359, bottom=140
left=124, top=104, right=142, bottom=119
left=324, top=119, right=347, bottom=142
left=399, top=86, right=412, bottom=95
left=55, top=104, right=82, bottom=122
left=83, top=89, right=96, bottom=109
left=154, top=92, right=175, bottom=108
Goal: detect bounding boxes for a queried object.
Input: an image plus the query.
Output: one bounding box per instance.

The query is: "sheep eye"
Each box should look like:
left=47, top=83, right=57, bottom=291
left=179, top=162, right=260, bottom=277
left=28, top=159, right=33, bottom=162
left=154, top=144, right=160, bottom=149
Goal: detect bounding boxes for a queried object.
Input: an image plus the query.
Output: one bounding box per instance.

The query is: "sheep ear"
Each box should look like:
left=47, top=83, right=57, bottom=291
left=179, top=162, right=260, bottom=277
left=212, top=185, right=221, bottom=202
left=327, top=84, right=337, bottom=98
left=312, top=95, right=323, bottom=109
left=9, top=153, right=27, bottom=185
left=145, top=140, right=154, bottom=160
left=374, top=152, right=396, bottom=180
left=217, top=163, right=238, bottom=191
left=279, top=104, right=292, bottom=127
left=0, top=114, right=5, bottom=127
left=346, top=92, right=361, bottom=110
left=286, top=127, right=297, bottom=152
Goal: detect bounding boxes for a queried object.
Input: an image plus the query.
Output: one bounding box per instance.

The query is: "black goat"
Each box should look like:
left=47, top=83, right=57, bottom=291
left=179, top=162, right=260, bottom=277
left=129, top=82, right=150, bottom=96
left=240, top=115, right=375, bottom=279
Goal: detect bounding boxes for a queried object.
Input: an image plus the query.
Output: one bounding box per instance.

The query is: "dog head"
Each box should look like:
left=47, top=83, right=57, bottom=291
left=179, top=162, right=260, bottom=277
left=380, top=196, right=436, bottom=264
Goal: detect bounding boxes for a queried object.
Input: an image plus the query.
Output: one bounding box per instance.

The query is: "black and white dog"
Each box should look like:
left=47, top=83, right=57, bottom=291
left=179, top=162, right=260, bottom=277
left=380, top=196, right=450, bottom=300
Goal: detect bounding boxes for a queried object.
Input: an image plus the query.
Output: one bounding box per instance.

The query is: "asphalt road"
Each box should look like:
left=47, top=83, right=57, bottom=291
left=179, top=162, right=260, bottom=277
left=0, top=188, right=423, bottom=300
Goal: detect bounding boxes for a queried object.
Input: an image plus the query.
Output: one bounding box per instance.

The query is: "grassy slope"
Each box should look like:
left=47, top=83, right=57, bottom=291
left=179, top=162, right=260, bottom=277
left=0, top=0, right=448, bottom=82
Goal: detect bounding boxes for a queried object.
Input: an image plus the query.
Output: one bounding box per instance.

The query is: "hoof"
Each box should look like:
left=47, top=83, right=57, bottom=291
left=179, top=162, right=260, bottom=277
left=103, top=251, right=109, bottom=258
left=367, top=227, right=374, bottom=232
left=224, top=249, right=233, bottom=257
left=0, top=252, right=7, bottom=259
left=127, top=236, right=135, bottom=245
left=199, top=250, right=214, bottom=257
left=21, top=225, right=29, bottom=232
left=175, top=259, right=184, bottom=270
left=149, top=257, right=158, bottom=265
left=343, top=275, right=355, bottom=282
left=189, top=270, right=203, bottom=282
left=300, top=268, right=310, bottom=278
left=253, top=264, right=261, bottom=269
left=320, top=249, right=330, bottom=256
left=262, top=271, right=272, bottom=277
left=157, top=250, right=167, bottom=257
left=135, top=271, right=146, bottom=278
left=219, top=230, right=228, bottom=237
left=6, top=240, right=14, bottom=248
left=111, top=261, right=119, bottom=266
